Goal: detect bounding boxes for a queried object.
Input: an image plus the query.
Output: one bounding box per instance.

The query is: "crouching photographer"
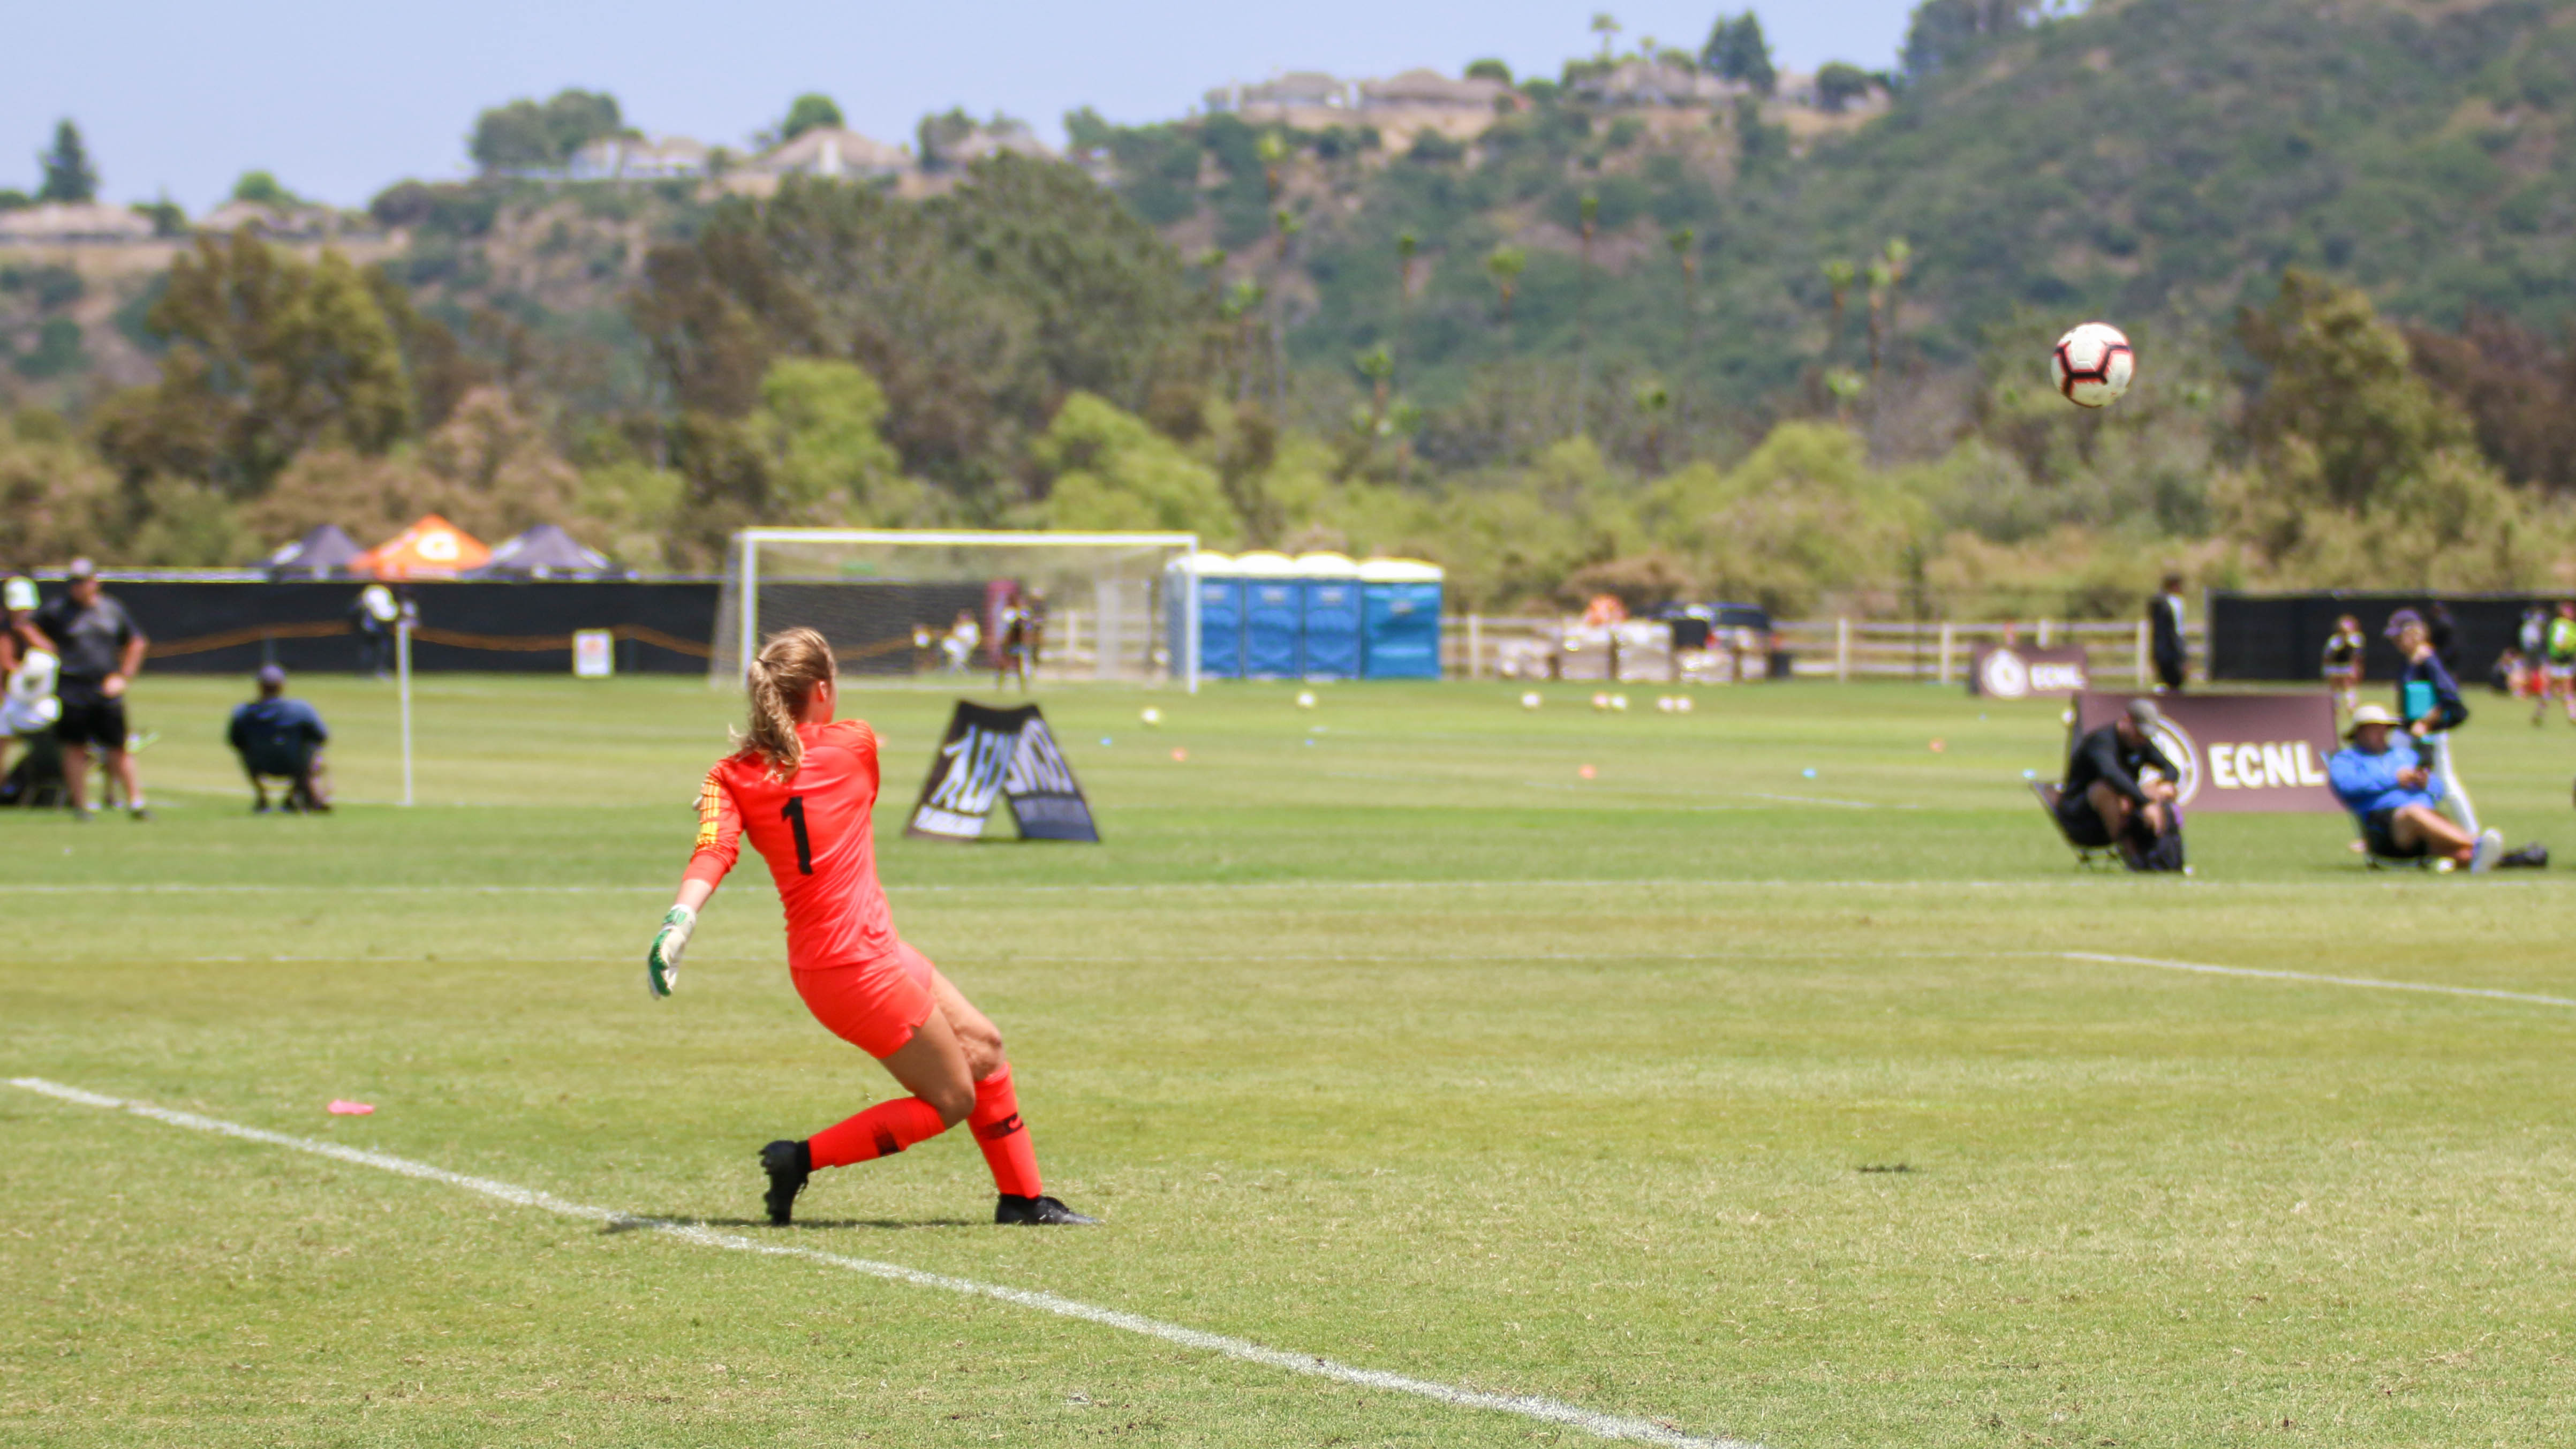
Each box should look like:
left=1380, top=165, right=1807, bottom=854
left=2057, top=697, right=2184, bottom=872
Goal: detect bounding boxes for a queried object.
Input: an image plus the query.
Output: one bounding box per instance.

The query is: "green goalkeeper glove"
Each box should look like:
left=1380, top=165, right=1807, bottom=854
left=646, top=904, right=696, bottom=999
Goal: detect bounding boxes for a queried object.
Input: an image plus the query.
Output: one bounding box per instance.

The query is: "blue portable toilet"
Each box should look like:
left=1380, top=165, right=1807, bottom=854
left=1295, top=552, right=1364, bottom=680
left=1360, top=558, right=1445, bottom=678
left=1237, top=551, right=1304, bottom=679
left=1167, top=552, right=1245, bottom=678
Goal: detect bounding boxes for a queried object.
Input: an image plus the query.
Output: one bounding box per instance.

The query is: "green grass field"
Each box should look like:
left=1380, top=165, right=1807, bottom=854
left=5, top=673, right=2571, bottom=1447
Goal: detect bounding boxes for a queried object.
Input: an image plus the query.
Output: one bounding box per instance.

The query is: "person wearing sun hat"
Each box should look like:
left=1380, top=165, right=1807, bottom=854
left=2329, top=702, right=2538, bottom=870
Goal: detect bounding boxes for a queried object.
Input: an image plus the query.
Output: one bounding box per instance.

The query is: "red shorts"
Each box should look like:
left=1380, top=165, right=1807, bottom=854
left=792, top=940, right=941, bottom=1059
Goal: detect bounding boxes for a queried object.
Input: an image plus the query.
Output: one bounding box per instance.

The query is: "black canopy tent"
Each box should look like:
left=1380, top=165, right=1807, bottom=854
left=473, top=524, right=617, bottom=579
left=263, top=524, right=363, bottom=580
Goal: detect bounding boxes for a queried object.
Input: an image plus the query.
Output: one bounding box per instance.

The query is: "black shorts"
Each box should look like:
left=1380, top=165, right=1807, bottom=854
left=2055, top=789, right=2114, bottom=848
left=54, top=687, right=127, bottom=750
left=2363, top=807, right=2428, bottom=860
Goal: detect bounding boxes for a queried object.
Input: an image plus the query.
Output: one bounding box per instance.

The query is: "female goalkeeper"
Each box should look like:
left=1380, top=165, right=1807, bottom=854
left=646, top=627, right=1094, bottom=1227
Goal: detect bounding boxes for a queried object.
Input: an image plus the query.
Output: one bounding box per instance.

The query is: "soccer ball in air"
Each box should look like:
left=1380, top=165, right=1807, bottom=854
left=2050, top=322, right=2135, bottom=409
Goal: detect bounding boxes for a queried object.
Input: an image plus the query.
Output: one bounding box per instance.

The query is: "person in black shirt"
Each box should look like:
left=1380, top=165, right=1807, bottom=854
left=29, top=558, right=149, bottom=820
left=2387, top=608, right=2481, bottom=837
left=2149, top=574, right=2188, bottom=694
left=2057, top=697, right=2180, bottom=867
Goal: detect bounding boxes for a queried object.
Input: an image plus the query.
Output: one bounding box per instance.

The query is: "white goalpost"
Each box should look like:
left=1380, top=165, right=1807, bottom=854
left=712, top=530, right=1202, bottom=693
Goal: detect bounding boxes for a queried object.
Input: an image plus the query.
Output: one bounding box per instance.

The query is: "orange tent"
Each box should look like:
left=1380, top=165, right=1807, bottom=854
left=351, top=515, right=490, bottom=579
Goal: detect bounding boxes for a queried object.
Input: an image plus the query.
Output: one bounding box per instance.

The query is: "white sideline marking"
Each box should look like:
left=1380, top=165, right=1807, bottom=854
left=2062, top=953, right=2576, bottom=1009
left=7, top=1077, right=1753, bottom=1449
left=21, top=875, right=2571, bottom=897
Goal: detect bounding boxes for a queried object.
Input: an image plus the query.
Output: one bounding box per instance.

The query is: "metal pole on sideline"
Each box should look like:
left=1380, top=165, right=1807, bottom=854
left=397, top=616, right=414, bottom=808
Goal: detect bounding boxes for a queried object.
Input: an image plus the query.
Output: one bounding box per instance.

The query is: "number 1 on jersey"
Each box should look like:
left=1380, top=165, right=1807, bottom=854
left=781, top=795, right=813, bottom=874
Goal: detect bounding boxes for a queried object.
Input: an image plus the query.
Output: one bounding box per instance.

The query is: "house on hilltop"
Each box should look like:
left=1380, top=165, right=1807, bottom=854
left=0, top=202, right=156, bottom=245
left=1566, top=58, right=1740, bottom=108
left=570, top=135, right=711, bottom=181
left=1359, top=69, right=1516, bottom=113
left=752, top=126, right=916, bottom=182
left=198, top=200, right=344, bottom=239
left=1204, top=72, right=1356, bottom=116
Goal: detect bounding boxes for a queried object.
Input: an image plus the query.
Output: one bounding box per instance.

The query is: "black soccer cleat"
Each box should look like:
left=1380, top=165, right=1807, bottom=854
left=2501, top=843, right=2550, bottom=870
left=996, top=1194, right=1098, bottom=1226
left=760, top=1139, right=811, bottom=1225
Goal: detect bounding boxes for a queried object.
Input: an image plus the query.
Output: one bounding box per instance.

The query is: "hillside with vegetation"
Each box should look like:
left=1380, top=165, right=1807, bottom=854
left=4, top=0, right=2576, bottom=617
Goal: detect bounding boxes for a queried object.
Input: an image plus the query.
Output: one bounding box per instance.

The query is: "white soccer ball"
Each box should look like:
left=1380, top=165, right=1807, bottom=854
left=1591, top=692, right=1611, bottom=711
left=2051, top=322, right=2135, bottom=409
left=1140, top=707, right=1164, bottom=726
left=1610, top=694, right=1629, bottom=712
left=1675, top=696, right=1694, bottom=714
left=1656, top=696, right=1675, bottom=713
left=1295, top=690, right=1317, bottom=709
left=1521, top=692, right=1543, bottom=710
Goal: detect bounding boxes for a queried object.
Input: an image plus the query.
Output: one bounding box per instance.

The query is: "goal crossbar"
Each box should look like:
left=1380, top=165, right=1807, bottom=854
left=721, top=529, right=1200, bottom=693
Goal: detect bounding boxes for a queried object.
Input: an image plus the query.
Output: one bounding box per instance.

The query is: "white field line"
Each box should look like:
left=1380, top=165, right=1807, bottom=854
left=2061, top=953, right=2576, bottom=1009
left=13, top=876, right=2574, bottom=896
left=6, top=1077, right=1752, bottom=1449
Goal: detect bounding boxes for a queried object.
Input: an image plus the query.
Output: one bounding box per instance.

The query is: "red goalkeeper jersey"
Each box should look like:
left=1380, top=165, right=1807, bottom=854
left=684, top=719, right=898, bottom=971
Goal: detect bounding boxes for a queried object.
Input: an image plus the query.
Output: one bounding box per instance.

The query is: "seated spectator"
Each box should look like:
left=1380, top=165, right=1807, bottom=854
left=2056, top=697, right=2181, bottom=870
left=940, top=608, right=980, bottom=673
left=228, top=664, right=330, bottom=813
left=2329, top=704, right=2537, bottom=870
left=2, top=574, right=59, bottom=789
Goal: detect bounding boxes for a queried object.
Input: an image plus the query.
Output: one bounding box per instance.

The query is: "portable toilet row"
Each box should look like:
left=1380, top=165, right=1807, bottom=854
left=1171, top=552, right=1442, bottom=680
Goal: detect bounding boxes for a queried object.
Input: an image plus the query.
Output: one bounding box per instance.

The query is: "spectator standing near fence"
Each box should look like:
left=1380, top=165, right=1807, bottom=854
left=2385, top=608, right=2476, bottom=836
left=2148, top=574, right=2187, bottom=694
left=2541, top=602, right=2576, bottom=727
left=351, top=584, right=399, bottom=678
left=2321, top=614, right=2366, bottom=718
left=32, top=559, right=149, bottom=821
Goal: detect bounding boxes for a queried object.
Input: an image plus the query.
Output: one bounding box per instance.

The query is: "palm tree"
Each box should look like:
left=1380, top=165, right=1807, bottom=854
left=1822, top=258, right=1856, bottom=363
left=1257, top=133, right=1293, bottom=415
left=1591, top=11, right=1622, bottom=61
left=1667, top=227, right=1698, bottom=439
left=1575, top=194, right=1599, bottom=438
left=1865, top=258, right=1894, bottom=393
left=1878, top=238, right=1912, bottom=388
left=1486, top=245, right=1527, bottom=338
left=1394, top=231, right=1418, bottom=395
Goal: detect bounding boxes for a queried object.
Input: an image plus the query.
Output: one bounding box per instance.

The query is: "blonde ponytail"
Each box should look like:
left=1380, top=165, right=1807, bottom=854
left=737, top=628, right=836, bottom=779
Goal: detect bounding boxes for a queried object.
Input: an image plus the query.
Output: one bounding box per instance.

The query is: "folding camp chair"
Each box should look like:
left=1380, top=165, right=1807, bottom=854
left=2031, top=781, right=2116, bottom=870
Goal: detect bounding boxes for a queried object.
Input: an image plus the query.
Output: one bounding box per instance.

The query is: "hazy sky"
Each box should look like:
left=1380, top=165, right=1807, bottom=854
left=5, top=1, right=1925, bottom=212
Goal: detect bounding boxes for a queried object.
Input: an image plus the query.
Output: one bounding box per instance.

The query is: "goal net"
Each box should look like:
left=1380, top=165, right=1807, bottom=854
left=710, top=530, right=1203, bottom=689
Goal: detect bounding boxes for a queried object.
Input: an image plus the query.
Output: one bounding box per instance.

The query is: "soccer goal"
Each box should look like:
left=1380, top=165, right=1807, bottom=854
left=711, top=530, right=1203, bottom=691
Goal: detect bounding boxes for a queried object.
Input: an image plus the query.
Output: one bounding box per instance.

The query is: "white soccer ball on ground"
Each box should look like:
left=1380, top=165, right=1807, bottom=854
left=1610, top=694, right=1629, bottom=712
left=2050, top=322, right=2135, bottom=409
left=1140, top=707, right=1164, bottom=726
left=1521, top=692, right=1543, bottom=710
left=1295, top=690, right=1317, bottom=709
left=1675, top=696, right=1694, bottom=714
left=1591, top=692, right=1611, bottom=711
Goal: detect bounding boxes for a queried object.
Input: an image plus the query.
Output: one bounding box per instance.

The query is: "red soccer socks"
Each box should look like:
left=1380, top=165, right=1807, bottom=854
left=969, top=1063, right=1044, bottom=1199
left=807, top=1096, right=947, bottom=1169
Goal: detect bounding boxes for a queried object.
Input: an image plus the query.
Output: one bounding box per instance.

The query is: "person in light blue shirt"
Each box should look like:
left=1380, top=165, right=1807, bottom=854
left=227, top=664, right=330, bottom=813
left=2328, top=704, right=2512, bottom=869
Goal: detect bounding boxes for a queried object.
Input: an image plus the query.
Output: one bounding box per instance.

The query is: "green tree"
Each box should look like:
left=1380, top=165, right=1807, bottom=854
left=1033, top=392, right=1235, bottom=537
left=1700, top=13, right=1776, bottom=94
left=470, top=89, right=623, bottom=172
left=36, top=119, right=99, bottom=203
left=1815, top=63, right=1873, bottom=112
left=1464, top=58, right=1513, bottom=85
left=230, top=170, right=300, bottom=206
left=94, top=237, right=412, bottom=494
left=1901, top=0, right=2041, bottom=81
left=780, top=93, right=844, bottom=142
left=2235, top=269, right=2472, bottom=514
left=1485, top=245, right=1527, bottom=337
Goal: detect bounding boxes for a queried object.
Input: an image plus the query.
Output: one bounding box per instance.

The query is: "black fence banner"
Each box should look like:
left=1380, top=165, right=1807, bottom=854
left=905, top=701, right=1101, bottom=843
left=2072, top=691, right=2340, bottom=813
left=1971, top=644, right=2090, bottom=698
